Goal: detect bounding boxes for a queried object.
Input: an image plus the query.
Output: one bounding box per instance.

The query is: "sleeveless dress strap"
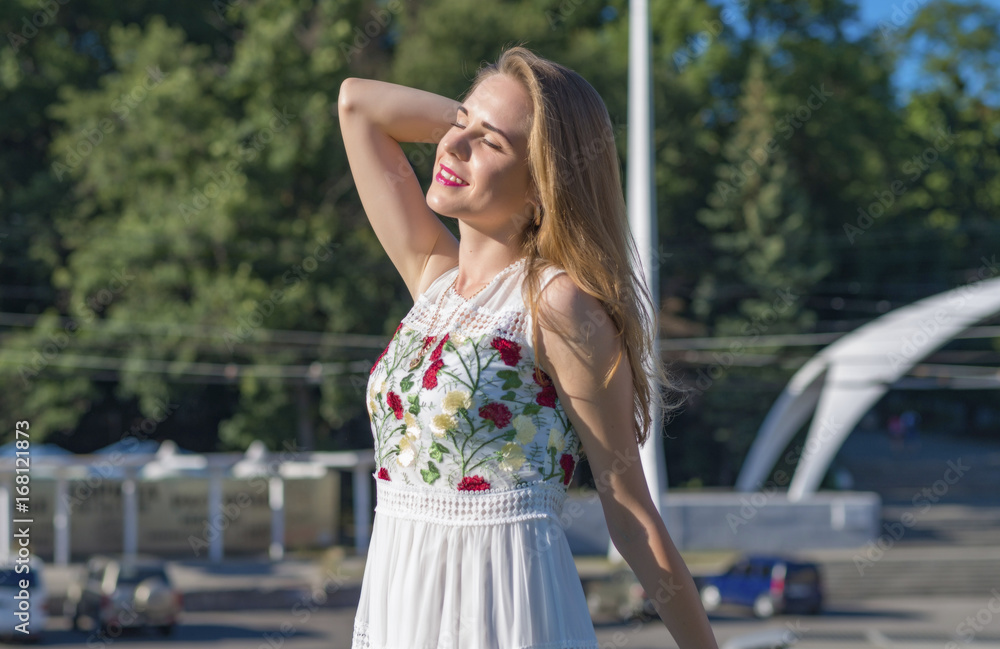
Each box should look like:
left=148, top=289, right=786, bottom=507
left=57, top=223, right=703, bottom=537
left=415, top=264, right=459, bottom=303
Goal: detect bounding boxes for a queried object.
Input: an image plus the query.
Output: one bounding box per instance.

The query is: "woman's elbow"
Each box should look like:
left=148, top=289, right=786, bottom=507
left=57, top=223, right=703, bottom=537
left=338, top=77, right=364, bottom=116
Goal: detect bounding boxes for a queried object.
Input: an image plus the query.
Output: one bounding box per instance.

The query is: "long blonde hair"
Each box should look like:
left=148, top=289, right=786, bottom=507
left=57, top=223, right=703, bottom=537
left=464, top=45, right=687, bottom=449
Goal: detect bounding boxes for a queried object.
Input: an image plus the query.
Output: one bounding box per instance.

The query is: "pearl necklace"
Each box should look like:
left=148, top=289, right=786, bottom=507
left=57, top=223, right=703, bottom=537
left=407, top=258, right=525, bottom=371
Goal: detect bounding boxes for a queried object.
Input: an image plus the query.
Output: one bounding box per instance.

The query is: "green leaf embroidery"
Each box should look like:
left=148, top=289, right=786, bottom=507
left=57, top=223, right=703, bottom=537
left=444, top=340, right=456, bottom=352
left=407, top=394, right=421, bottom=415
left=523, top=403, right=542, bottom=415
left=497, top=369, right=522, bottom=389
left=500, top=390, right=516, bottom=401
left=429, top=441, right=449, bottom=461
left=421, top=460, right=440, bottom=484
left=399, top=373, right=414, bottom=392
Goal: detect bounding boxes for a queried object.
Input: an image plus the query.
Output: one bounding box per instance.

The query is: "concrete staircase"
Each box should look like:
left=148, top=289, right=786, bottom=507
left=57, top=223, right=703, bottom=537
left=807, top=545, right=1000, bottom=600
left=802, top=428, right=1000, bottom=598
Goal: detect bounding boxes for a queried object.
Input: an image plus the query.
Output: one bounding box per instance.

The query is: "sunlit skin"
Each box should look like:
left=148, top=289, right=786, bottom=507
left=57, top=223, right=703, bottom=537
left=425, top=73, right=537, bottom=294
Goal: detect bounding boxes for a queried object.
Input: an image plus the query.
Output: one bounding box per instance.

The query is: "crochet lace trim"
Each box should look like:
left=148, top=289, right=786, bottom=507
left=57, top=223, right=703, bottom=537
left=401, top=258, right=550, bottom=345
left=402, top=299, right=531, bottom=344
left=372, top=478, right=567, bottom=526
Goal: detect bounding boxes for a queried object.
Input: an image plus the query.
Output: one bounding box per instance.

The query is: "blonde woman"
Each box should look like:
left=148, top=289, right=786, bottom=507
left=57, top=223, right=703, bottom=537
left=338, top=45, right=718, bottom=649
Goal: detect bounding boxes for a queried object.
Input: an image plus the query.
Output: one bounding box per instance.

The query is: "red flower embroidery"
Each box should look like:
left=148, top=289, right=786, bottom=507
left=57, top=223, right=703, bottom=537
left=377, top=468, right=391, bottom=481
left=536, top=386, right=556, bottom=408
left=423, top=358, right=445, bottom=389
left=491, top=337, right=522, bottom=366
left=386, top=391, right=404, bottom=420
left=478, top=402, right=512, bottom=429
left=457, top=475, right=491, bottom=491
left=430, top=333, right=450, bottom=361
left=533, top=367, right=557, bottom=407
left=559, top=453, right=575, bottom=485
left=371, top=323, right=405, bottom=375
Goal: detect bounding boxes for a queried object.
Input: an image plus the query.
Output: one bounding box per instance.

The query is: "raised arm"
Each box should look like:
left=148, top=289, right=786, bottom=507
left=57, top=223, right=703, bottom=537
left=337, top=78, right=461, bottom=300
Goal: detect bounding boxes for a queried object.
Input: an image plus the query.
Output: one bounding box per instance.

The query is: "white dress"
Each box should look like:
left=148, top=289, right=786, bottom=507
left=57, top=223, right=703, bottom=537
left=352, top=257, right=600, bottom=649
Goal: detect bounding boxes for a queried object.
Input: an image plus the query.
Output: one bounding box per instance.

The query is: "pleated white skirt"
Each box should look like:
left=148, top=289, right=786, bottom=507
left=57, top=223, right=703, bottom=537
left=351, top=478, right=600, bottom=649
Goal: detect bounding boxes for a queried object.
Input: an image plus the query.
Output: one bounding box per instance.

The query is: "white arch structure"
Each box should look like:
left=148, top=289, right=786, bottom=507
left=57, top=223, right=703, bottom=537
left=736, top=273, right=1000, bottom=501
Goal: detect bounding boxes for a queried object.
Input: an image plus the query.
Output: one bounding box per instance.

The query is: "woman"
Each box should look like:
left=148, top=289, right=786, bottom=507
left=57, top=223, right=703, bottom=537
left=338, top=46, right=718, bottom=649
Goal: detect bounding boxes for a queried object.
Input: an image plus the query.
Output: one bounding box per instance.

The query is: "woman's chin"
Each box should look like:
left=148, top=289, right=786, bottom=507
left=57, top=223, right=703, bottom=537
left=426, top=194, right=459, bottom=217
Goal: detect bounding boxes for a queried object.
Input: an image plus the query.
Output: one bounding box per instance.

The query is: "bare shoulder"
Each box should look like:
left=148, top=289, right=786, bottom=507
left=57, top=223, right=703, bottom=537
left=535, top=270, right=615, bottom=354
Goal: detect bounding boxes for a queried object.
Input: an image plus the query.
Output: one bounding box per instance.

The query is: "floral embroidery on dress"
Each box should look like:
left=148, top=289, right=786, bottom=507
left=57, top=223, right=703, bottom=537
left=367, top=264, right=584, bottom=492
left=457, top=475, right=491, bottom=491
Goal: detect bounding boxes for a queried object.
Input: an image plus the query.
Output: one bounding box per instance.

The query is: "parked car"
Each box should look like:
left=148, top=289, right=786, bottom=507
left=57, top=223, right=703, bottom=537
left=697, top=554, right=823, bottom=618
left=69, top=554, right=182, bottom=635
left=0, top=554, right=49, bottom=643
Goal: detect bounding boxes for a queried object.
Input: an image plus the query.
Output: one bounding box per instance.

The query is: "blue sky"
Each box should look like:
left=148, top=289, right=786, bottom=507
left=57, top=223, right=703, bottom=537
left=853, top=0, right=1000, bottom=104
left=852, top=0, right=1000, bottom=24
left=710, top=0, right=1000, bottom=105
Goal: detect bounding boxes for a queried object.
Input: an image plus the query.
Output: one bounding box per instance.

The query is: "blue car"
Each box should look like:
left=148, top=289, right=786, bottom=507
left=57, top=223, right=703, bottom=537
left=698, top=555, right=823, bottom=618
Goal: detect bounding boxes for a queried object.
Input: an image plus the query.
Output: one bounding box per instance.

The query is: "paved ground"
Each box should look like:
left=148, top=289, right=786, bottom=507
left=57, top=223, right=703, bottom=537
left=33, top=595, right=1000, bottom=648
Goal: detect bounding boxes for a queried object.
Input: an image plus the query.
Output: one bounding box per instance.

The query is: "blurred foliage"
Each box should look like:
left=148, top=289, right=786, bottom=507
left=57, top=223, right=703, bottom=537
left=0, top=0, right=998, bottom=487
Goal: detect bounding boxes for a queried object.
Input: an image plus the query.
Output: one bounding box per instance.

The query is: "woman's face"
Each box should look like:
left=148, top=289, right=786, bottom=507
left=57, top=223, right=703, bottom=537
left=426, top=73, right=534, bottom=231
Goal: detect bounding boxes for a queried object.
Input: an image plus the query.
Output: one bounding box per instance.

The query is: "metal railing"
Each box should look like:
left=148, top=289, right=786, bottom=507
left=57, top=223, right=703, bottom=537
left=0, top=448, right=376, bottom=565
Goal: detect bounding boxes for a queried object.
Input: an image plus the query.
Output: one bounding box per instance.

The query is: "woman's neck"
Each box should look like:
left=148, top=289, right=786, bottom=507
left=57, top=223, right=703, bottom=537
left=453, top=220, right=525, bottom=297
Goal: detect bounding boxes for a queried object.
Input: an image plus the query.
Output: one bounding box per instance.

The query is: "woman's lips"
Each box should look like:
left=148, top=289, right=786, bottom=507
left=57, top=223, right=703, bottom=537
left=435, top=164, right=468, bottom=187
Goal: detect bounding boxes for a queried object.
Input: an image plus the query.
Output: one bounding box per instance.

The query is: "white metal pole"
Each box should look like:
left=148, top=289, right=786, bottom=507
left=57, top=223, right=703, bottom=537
left=353, top=464, right=371, bottom=553
left=0, top=479, right=10, bottom=559
left=611, top=0, right=667, bottom=563
left=268, top=475, right=285, bottom=561
left=54, top=471, right=70, bottom=565
left=208, top=466, right=224, bottom=563
left=122, top=467, right=139, bottom=562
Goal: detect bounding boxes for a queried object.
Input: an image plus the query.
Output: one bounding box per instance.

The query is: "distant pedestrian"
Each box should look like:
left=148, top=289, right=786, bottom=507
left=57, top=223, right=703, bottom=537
left=901, top=409, right=921, bottom=452
left=888, top=414, right=904, bottom=452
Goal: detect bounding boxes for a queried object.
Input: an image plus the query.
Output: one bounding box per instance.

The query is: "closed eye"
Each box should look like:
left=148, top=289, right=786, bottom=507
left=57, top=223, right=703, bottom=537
left=450, top=121, right=502, bottom=150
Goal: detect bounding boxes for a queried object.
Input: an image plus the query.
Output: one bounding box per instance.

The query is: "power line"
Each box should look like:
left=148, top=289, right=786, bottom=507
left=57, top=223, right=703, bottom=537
left=0, top=312, right=389, bottom=349
left=0, top=350, right=372, bottom=380
left=657, top=325, right=1000, bottom=351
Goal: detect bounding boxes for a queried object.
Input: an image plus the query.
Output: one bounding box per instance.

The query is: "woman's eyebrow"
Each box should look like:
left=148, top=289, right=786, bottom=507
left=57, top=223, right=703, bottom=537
left=457, top=105, right=512, bottom=143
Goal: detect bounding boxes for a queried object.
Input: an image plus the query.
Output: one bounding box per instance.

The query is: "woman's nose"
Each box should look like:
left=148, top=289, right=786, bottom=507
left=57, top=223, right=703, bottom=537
left=441, top=127, right=470, bottom=160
